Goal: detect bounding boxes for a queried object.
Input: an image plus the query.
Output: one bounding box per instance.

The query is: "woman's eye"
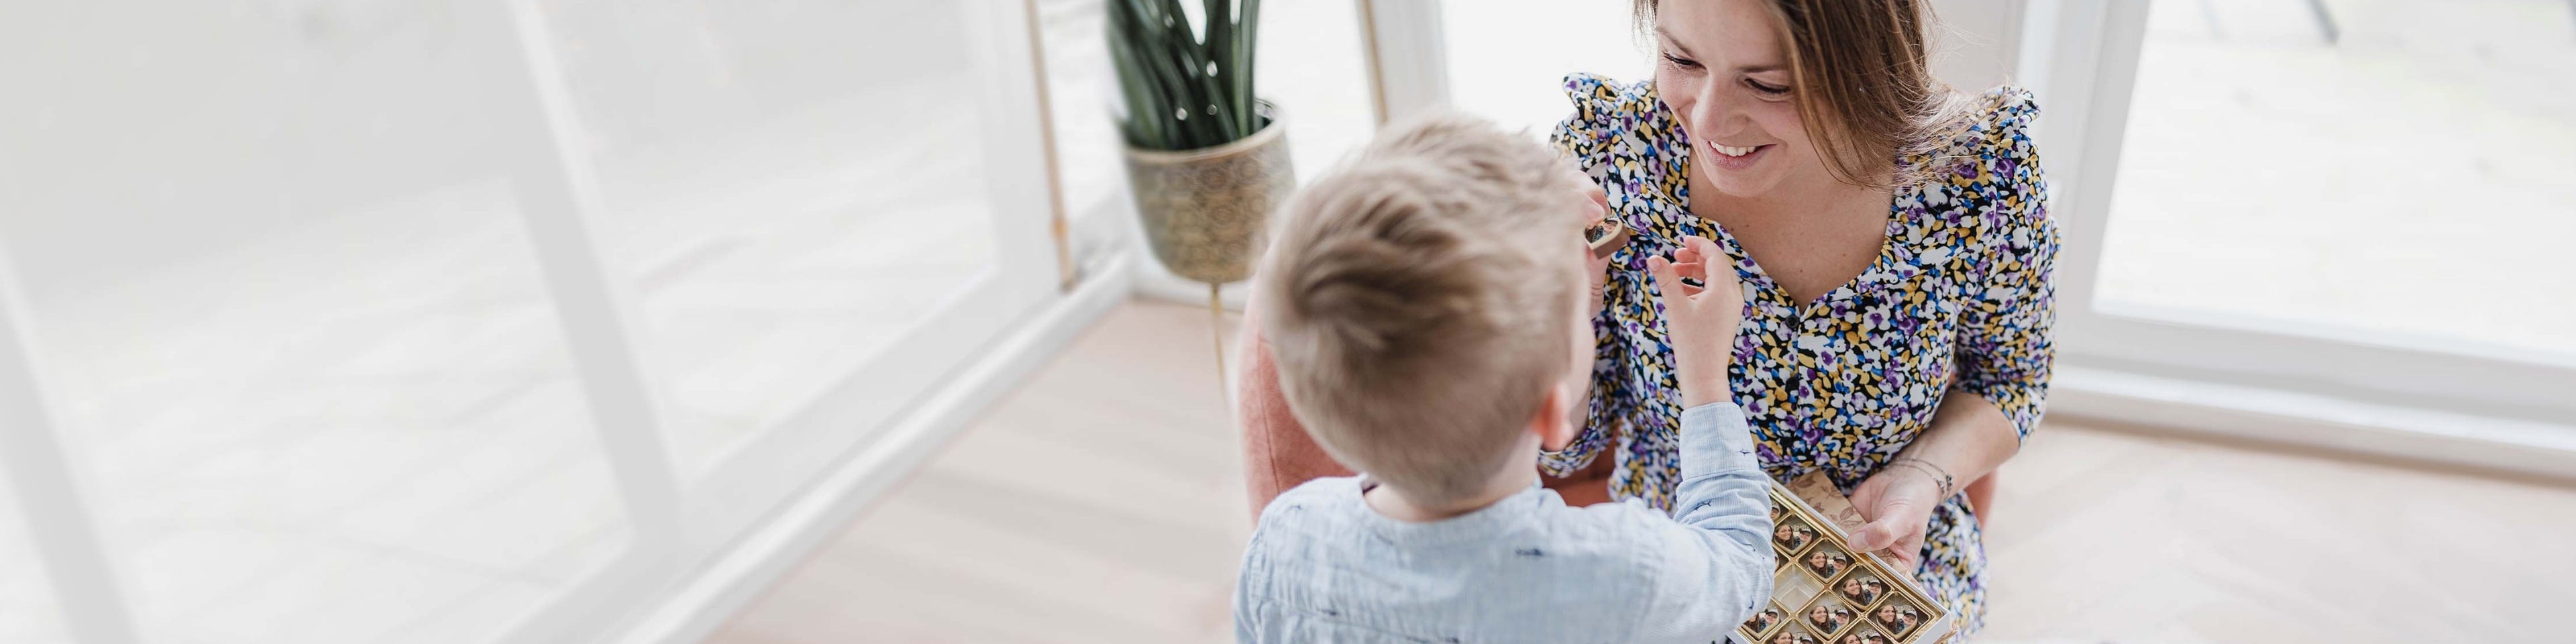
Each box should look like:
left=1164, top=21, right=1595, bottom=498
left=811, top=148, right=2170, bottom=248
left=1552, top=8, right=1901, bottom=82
left=1745, top=78, right=1790, bottom=95
left=1661, top=53, right=1702, bottom=70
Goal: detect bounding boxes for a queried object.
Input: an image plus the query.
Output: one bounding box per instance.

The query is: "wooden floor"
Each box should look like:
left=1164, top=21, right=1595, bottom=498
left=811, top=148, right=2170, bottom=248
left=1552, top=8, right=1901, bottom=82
left=708, top=300, right=2575, bottom=644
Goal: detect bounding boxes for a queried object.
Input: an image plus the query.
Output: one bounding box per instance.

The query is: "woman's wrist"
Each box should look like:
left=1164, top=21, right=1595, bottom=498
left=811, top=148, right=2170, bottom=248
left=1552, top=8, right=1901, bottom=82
left=1883, top=457, right=1954, bottom=498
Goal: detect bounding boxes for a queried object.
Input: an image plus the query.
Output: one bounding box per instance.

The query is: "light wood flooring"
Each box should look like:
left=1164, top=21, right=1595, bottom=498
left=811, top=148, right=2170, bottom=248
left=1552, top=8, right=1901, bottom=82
left=708, top=300, right=2576, bottom=644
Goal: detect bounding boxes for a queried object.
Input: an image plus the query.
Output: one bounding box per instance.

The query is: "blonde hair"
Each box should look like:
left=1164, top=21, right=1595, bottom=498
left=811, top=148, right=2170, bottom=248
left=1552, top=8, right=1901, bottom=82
left=1633, top=0, right=1971, bottom=188
left=1256, top=112, right=1587, bottom=506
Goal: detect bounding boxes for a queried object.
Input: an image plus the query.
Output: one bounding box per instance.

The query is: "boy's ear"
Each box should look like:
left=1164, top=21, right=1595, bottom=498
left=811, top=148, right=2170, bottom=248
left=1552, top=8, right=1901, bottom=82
left=1534, top=380, right=1578, bottom=451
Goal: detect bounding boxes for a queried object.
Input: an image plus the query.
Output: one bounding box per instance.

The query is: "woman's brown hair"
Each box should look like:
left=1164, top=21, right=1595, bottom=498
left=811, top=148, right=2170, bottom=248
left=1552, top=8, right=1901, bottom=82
left=1633, top=0, right=1969, bottom=188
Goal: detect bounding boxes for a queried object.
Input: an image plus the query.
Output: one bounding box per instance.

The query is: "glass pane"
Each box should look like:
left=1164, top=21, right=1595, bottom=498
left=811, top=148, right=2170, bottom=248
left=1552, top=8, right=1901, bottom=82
left=538, top=1, right=1002, bottom=475
left=1261, top=0, right=1379, bottom=178
left=1444, top=0, right=1654, bottom=135
left=0, top=3, right=631, bottom=643
left=0, top=473, right=70, bottom=644
left=1038, top=0, right=1129, bottom=215
left=2097, top=0, right=2576, bottom=356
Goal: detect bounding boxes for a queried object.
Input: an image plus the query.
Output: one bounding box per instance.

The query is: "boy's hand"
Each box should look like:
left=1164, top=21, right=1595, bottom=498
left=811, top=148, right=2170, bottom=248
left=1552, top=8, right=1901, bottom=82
left=1556, top=186, right=1617, bottom=442
left=1644, top=236, right=1744, bottom=409
left=1579, top=186, right=1615, bottom=316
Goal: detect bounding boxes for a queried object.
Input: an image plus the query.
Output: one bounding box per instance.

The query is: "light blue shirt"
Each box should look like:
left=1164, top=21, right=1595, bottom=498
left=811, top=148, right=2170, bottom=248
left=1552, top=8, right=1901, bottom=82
left=1233, top=402, right=1774, bottom=644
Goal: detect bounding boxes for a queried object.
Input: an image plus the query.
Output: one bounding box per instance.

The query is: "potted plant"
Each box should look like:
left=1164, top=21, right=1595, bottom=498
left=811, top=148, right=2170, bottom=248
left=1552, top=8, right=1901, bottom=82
left=1106, top=0, right=1291, bottom=288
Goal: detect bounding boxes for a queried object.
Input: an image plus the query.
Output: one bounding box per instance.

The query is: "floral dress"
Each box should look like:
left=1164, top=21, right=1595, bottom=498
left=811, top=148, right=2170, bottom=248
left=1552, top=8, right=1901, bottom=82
left=1539, top=73, right=2058, bottom=637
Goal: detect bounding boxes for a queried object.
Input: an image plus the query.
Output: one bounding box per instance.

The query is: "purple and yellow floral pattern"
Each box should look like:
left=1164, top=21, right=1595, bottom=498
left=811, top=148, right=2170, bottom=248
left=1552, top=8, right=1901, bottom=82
left=1542, top=73, right=2058, bottom=637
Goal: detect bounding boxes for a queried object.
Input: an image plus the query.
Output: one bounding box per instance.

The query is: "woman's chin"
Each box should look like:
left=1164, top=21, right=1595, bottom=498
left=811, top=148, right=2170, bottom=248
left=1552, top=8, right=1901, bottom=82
left=1695, top=152, right=1784, bottom=198
left=1699, top=170, right=1780, bottom=199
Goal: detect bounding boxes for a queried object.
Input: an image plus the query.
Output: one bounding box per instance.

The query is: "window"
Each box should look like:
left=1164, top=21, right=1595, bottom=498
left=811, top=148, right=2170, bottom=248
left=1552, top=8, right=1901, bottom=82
left=0, top=4, right=629, bottom=641
left=1442, top=0, right=1652, bottom=135
left=0, top=472, right=66, bottom=644
left=2096, top=0, right=2576, bottom=358
left=0, top=1, right=1065, bottom=641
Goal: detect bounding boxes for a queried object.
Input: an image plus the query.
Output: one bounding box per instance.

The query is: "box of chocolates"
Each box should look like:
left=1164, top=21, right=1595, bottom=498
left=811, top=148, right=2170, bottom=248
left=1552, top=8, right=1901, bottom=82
left=1735, top=474, right=1952, bottom=644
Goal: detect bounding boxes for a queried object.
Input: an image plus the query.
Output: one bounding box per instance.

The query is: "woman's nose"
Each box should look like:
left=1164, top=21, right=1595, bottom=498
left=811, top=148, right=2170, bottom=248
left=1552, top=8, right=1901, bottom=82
left=1686, top=83, right=1748, bottom=140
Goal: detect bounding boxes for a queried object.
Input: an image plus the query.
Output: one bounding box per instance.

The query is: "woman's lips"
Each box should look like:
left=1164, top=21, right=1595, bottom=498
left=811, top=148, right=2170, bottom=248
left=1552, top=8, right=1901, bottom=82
left=1706, top=142, right=1770, bottom=171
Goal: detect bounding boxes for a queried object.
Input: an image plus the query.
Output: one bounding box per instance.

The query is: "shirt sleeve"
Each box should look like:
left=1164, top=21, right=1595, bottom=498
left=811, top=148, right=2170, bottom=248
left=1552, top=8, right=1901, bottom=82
left=1951, top=89, right=2058, bottom=441
left=1629, top=402, right=1774, bottom=643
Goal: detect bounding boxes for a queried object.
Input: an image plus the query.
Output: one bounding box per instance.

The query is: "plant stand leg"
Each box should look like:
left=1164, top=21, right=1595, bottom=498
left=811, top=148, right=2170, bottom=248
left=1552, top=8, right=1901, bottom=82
left=1210, top=282, right=1229, bottom=399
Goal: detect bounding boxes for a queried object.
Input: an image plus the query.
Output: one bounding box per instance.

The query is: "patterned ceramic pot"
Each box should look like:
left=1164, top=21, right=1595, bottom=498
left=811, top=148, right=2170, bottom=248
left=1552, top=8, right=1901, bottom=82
left=1122, top=103, right=1293, bottom=284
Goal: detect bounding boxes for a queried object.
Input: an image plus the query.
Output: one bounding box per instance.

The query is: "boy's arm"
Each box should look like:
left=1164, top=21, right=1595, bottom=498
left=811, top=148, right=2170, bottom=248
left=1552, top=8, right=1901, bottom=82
left=1627, top=236, right=1771, bottom=643
left=1629, top=400, right=1774, bottom=643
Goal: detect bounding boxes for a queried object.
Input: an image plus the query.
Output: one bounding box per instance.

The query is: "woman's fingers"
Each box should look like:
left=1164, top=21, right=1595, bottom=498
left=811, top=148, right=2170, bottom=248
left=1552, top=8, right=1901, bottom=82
left=1849, top=517, right=1890, bottom=551
left=1883, top=545, right=1920, bottom=572
left=1854, top=517, right=1923, bottom=570
left=1894, top=531, right=1926, bottom=570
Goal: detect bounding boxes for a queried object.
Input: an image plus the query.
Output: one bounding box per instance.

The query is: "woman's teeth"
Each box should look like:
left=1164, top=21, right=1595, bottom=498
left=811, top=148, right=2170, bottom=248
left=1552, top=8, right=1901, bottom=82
left=1713, top=144, right=1759, bottom=157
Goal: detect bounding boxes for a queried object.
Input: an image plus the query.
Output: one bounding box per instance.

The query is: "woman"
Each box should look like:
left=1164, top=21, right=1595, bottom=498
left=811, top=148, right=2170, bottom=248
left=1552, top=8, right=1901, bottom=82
left=1238, top=0, right=2055, bottom=635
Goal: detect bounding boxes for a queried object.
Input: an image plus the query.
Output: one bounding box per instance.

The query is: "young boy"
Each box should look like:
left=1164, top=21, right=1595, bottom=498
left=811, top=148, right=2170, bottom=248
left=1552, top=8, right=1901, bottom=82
left=1233, top=111, right=1770, bottom=644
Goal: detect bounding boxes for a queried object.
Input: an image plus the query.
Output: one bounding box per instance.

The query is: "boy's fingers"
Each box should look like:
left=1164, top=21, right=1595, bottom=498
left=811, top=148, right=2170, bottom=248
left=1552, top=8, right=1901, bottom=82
left=1682, top=236, right=1736, bottom=288
left=1683, top=235, right=1721, bottom=256
left=1679, top=237, right=1741, bottom=292
left=1645, top=256, right=1682, bottom=303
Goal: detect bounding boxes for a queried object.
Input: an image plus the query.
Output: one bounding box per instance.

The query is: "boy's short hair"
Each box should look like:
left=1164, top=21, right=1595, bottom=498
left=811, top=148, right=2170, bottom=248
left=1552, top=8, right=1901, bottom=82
left=1257, top=111, right=1590, bottom=506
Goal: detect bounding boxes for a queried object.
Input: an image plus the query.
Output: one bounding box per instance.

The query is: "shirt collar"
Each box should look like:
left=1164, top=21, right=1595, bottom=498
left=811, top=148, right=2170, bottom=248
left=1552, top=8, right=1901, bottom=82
left=1352, top=475, right=1556, bottom=545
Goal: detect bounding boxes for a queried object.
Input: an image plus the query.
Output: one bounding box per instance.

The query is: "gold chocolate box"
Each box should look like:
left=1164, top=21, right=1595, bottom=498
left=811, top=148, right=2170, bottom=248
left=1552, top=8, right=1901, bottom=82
left=1736, top=474, right=1953, bottom=644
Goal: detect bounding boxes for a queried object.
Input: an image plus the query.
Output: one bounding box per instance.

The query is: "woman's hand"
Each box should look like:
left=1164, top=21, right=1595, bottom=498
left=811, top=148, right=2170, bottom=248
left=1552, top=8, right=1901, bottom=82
left=1644, top=235, right=1743, bottom=409
left=1847, top=462, right=1944, bottom=572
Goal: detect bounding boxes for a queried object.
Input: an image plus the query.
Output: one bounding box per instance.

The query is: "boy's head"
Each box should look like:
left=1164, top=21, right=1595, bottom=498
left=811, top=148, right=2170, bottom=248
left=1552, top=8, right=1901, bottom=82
left=1256, top=112, right=1594, bottom=507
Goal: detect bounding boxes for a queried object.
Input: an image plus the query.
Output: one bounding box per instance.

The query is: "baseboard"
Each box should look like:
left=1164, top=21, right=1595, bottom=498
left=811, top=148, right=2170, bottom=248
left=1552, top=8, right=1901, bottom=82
left=2049, top=365, right=2576, bottom=482
left=606, top=252, right=1136, bottom=644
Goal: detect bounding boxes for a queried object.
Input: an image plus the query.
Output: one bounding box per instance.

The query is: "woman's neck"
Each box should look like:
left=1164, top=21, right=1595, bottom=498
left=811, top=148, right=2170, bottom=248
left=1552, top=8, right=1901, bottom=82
left=1688, top=160, right=1899, bottom=305
left=1693, top=165, right=1888, bottom=224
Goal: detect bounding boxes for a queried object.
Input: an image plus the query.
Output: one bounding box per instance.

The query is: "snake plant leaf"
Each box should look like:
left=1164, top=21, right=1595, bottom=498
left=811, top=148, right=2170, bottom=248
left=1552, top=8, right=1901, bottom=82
left=1106, top=0, right=1263, bottom=150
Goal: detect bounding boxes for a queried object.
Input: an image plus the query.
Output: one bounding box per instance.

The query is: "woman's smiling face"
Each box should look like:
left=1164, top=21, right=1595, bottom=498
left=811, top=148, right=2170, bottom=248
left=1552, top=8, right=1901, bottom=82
left=1650, top=0, right=1815, bottom=198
